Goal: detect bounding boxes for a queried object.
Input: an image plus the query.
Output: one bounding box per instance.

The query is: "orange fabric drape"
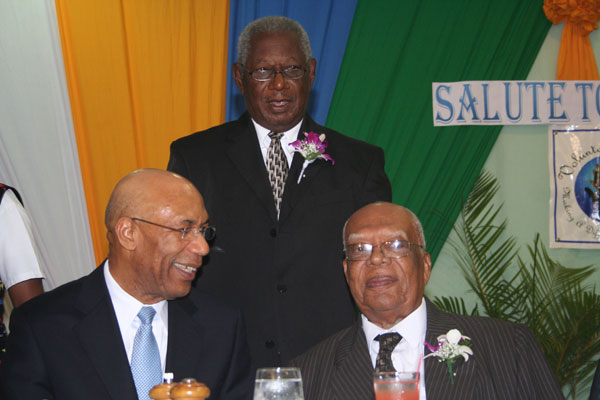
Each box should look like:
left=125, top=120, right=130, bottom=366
left=544, top=0, right=600, bottom=79
left=55, top=0, right=230, bottom=263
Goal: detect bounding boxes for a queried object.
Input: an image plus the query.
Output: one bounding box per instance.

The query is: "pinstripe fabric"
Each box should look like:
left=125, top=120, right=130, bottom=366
left=423, top=298, right=564, bottom=399
left=291, top=298, right=564, bottom=400
left=290, top=323, right=374, bottom=400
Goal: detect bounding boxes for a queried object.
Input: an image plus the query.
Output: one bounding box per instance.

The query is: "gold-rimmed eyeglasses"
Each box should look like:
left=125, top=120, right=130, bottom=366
left=344, top=239, right=423, bottom=261
left=131, top=217, right=216, bottom=241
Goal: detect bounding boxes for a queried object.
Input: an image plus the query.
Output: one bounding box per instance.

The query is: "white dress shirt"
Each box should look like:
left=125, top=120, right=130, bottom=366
left=252, top=118, right=303, bottom=168
left=0, top=189, right=44, bottom=289
left=362, top=298, right=428, bottom=400
left=104, top=262, right=168, bottom=372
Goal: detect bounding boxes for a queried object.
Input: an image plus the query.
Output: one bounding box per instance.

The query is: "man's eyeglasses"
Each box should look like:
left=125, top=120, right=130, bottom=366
left=344, top=240, right=423, bottom=261
left=239, top=64, right=307, bottom=81
left=131, top=217, right=216, bottom=241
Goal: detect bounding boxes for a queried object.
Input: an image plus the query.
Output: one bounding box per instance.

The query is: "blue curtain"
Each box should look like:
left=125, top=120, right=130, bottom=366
left=225, top=0, right=358, bottom=125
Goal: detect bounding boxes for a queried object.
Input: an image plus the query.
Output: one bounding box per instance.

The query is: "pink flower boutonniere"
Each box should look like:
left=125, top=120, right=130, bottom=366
left=289, top=132, right=335, bottom=183
left=424, top=329, right=473, bottom=384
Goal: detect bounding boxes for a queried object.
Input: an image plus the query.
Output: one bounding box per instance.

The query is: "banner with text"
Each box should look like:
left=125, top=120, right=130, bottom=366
left=433, top=81, right=600, bottom=126
left=549, top=125, right=600, bottom=248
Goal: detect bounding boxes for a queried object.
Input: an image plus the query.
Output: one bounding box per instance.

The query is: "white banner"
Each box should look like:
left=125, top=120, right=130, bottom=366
left=549, top=125, right=600, bottom=248
left=433, top=81, right=600, bottom=126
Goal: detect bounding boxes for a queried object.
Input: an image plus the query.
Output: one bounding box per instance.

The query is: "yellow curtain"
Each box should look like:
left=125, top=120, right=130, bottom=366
left=544, top=0, right=600, bottom=80
left=55, top=0, right=230, bottom=263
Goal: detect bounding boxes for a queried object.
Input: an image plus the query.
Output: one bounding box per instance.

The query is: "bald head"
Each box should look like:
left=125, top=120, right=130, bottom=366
left=105, top=169, right=200, bottom=233
left=343, top=202, right=425, bottom=249
left=105, top=168, right=210, bottom=304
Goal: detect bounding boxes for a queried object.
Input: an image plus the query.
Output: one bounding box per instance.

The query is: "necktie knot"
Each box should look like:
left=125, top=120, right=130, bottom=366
left=268, top=131, right=284, bottom=140
left=375, top=332, right=402, bottom=372
left=375, top=332, right=402, bottom=348
left=137, top=306, right=156, bottom=325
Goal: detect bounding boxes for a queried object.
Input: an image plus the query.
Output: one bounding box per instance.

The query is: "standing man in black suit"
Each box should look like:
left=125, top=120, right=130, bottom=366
left=0, top=169, right=252, bottom=400
left=292, top=202, right=564, bottom=400
left=168, top=16, right=391, bottom=370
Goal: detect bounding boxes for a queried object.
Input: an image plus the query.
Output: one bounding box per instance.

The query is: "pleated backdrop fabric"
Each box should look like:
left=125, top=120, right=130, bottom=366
left=0, top=0, right=95, bottom=291
left=326, top=0, right=550, bottom=259
left=225, top=0, right=358, bottom=125
left=55, top=0, right=230, bottom=260
left=1, top=0, right=550, bottom=280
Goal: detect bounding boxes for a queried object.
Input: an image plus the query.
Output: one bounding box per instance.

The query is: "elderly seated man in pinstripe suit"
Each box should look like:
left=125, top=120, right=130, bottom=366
left=291, top=202, right=564, bottom=400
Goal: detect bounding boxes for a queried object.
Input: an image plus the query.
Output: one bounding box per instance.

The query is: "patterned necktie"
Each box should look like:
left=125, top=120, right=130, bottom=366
left=266, top=131, right=289, bottom=217
left=130, top=306, right=162, bottom=400
left=375, top=332, right=402, bottom=372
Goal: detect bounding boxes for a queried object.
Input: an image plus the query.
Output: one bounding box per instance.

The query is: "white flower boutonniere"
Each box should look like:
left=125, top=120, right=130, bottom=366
left=289, top=131, right=334, bottom=183
left=424, top=329, right=473, bottom=384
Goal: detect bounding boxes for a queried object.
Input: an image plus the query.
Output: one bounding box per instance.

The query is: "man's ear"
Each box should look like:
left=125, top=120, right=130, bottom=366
left=307, top=57, right=316, bottom=86
left=233, top=62, right=245, bottom=95
left=343, top=259, right=349, bottom=281
left=114, top=216, right=137, bottom=251
left=422, top=251, right=432, bottom=286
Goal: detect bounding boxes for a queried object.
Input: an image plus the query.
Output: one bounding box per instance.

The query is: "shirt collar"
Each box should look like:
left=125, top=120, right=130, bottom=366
left=104, top=261, right=167, bottom=326
left=252, top=118, right=303, bottom=151
left=362, top=297, right=427, bottom=348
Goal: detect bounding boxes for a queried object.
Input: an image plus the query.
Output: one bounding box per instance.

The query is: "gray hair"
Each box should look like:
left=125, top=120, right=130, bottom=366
left=237, top=16, right=312, bottom=65
left=404, top=207, right=426, bottom=248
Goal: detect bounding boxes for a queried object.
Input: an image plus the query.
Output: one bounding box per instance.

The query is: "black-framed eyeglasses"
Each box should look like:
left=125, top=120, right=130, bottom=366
left=131, top=217, right=216, bottom=241
left=344, top=239, right=423, bottom=261
left=239, top=64, right=307, bottom=81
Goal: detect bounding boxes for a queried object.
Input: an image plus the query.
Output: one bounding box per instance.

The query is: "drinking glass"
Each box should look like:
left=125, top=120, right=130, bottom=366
left=373, top=371, right=420, bottom=400
left=253, top=367, right=305, bottom=400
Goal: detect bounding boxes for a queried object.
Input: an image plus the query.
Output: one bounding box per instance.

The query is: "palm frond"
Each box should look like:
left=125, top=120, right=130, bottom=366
left=431, top=296, right=479, bottom=316
left=547, top=288, right=600, bottom=398
left=434, top=169, right=600, bottom=399
left=447, top=170, right=518, bottom=319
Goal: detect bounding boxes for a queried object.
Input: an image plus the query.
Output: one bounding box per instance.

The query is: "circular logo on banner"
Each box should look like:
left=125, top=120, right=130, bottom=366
left=575, top=157, right=600, bottom=221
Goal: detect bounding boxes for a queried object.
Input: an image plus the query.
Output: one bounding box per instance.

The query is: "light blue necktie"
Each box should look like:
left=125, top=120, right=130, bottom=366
left=131, top=306, right=162, bottom=400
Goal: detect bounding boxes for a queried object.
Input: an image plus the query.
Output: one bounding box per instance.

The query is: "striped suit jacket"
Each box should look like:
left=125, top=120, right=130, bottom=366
left=290, top=298, right=564, bottom=400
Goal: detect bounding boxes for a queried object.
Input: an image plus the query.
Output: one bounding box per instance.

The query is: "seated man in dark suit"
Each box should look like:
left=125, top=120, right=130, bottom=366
left=291, top=202, right=564, bottom=400
left=168, top=16, right=391, bottom=371
left=0, top=169, right=252, bottom=400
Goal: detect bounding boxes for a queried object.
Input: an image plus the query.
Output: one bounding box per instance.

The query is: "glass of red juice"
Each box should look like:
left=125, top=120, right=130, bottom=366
left=373, top=371, right=419, bottom=400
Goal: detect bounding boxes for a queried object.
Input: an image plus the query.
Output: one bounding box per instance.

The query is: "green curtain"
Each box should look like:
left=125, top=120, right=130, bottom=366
left=327, top=0, right=551, bottom=262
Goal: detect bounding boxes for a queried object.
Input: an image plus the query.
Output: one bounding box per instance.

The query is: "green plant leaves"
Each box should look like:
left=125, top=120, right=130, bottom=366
left=432, top=170, right=600, bottom=399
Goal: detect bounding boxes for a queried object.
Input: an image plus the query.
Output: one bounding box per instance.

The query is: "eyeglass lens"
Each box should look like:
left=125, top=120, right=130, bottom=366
left=345, top=240, right=415, bottom=260
left=183, top=226, right=216, bottom=241
left=248, top=66, right=305, bottom=81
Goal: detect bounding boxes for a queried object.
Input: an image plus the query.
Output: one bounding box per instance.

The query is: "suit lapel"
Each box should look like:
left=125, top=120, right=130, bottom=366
left=279, top=116, right=330, bottom=222
left=278, top=150, right=303, bottom=222
left=226, top=114, right=278, bottom=222
left=423, top=298, right=476, bottom=399
left=73, top=266, right=138, bottom=400
left=165, top=296, right=205, bottom=378
left=329, top=322, right=375, bottom=400
left=424, top=327, right=456, bottom=399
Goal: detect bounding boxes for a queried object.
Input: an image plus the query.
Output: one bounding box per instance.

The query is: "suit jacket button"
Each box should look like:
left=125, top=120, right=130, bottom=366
left=265, top=339, right=275, bottom=349
left=270, top=228, right=277, bottom=237
left=277, top=284, right=287, bottom=294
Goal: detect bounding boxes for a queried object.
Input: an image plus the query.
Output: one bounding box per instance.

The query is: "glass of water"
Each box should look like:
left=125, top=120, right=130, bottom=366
left=253, top=367, right=305, bottom=400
